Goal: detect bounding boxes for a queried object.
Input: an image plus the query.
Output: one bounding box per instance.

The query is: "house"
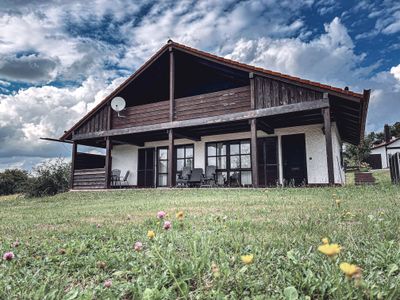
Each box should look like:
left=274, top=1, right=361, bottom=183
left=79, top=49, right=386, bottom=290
left=59, top=40, right=370, bottom=189
left=369, top=125, right=400, bottom=169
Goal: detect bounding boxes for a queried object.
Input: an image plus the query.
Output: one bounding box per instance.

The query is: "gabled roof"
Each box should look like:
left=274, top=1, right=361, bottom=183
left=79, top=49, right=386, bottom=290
left=61, top=40, right=364, bottom=141
left=372, top=137, right=400, bottom=149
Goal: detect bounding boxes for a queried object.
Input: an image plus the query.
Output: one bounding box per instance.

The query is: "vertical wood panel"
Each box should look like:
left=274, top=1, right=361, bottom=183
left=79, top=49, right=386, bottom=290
left=105, top=137, right=112, bottom=189
left=169, top=48, right=175, bottom=121
left=323, top=107, right=334, bottom=185
left=168, top=129, right=175, bottom=187
left=70, top=142, right=77, bottom=189
left=250, top=119, right=258, bottom=187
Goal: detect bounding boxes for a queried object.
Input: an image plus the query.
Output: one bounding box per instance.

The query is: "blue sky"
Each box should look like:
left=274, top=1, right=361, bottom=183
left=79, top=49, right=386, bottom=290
left=0, top=0, right=399, bottom=171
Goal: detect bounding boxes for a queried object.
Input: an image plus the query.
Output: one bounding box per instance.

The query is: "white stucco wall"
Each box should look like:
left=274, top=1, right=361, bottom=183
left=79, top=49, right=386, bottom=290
left=111, top=144, right=138, bottom=185
left=111, top=123, right=344, bottom=186
left=370, top=146, right=388, bottom=168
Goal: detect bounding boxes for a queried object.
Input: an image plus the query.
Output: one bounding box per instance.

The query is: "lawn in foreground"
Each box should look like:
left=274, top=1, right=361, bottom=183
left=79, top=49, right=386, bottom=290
left=0, top=174, right=399, bottom=299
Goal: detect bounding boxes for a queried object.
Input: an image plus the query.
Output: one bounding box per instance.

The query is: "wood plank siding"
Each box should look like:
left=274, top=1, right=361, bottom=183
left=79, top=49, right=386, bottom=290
left=174, top=86, right=251, bottom=121
left=73, top=168, right=106, bottom=190
left=112, top=100, right=170, bottom=129
left=75, top=106, right=109, bottom=135
left=254, top=76, right=323, bottom=109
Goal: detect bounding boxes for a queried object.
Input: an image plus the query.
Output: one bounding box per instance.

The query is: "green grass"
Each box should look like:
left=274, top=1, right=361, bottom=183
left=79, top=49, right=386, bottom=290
left=0, top=173, right=399, bottom=299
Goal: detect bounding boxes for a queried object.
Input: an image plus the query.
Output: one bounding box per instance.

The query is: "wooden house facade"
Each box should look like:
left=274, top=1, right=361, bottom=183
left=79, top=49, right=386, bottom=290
left=60, top=40, right=370, bottom=189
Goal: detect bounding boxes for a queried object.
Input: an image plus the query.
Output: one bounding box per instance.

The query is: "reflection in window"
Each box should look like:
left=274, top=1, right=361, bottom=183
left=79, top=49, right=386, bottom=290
left=176, top=145, right=194, bottom=172
left=206, top=140, right=252, bottom=186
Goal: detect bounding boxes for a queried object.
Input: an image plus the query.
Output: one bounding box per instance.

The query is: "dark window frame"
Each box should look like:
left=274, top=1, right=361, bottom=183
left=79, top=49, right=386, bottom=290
left=175, top=144, right=195, bottom=175
left=205, top=139, right=252, bottom=187
left=156, top=147, right=168, bottom=187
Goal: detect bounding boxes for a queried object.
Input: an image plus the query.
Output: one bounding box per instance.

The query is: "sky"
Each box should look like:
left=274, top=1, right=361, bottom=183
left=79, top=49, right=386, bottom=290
left=0, top=0, right=399, bottom=171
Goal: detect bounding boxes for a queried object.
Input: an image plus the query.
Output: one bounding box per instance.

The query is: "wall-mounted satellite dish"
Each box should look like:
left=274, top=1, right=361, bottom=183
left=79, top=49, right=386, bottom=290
left=111, top=96, right=126, bottom=117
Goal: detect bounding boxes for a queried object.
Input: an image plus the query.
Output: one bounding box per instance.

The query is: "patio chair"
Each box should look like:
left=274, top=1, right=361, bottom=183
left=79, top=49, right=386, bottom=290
left=229, top=172, right=240, bottom=187
left=188, top=168, right=204, bottom=187
left=111, top=169, right=121, bottom=187
left=201, top=165, right=216, bottom=187
left=176, top=166, right=191, bottom=187
left=120, top=170, right=130, bottom=187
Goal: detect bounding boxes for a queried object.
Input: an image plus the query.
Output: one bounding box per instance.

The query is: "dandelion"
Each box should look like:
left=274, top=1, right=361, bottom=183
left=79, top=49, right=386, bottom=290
left=104, top=279, right=112, bottom=288
left=3, top=252, right=14, bottom=261
left=163, top=221, right=172, bottom=230
left=340, top=262, right=362, bottom=279
left=318, top=243, right=341, bottom=257
left=322, top=237, right=329, bottom=245
left=176, top=211, right=184, bottom=220
left=241, top=254, right=254, bottom=265
left=134, top=241, right=143, bottom=252
left=147, top=230, right=155, bottom=239
left=157, top=211, right=166, bottom=219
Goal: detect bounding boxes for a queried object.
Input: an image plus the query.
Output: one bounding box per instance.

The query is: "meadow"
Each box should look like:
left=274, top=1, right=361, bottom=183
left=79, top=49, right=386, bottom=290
left=0, top=170, right=399, bottom=299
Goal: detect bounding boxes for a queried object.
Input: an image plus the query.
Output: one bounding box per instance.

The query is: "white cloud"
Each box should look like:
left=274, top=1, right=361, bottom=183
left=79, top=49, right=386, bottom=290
left=390, top=64, right=400, bottom=81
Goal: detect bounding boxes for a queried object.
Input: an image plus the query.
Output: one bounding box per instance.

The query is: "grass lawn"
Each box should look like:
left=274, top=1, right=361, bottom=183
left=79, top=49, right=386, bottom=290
left=0, top=171, right=399, bottom=299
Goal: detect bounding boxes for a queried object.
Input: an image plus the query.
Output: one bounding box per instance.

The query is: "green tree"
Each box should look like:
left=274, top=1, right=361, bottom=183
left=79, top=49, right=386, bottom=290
left=0, top=169, right=29, bottom=195
left=343, top=133, right=374, bottom=167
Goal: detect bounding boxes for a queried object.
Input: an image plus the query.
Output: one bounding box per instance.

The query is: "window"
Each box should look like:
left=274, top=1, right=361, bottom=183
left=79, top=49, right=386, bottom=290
left=206, top=140, right=252, bottom=186
left=157, top=148, right=168, bottom=187
left=176, top=145, right=194, bottom=173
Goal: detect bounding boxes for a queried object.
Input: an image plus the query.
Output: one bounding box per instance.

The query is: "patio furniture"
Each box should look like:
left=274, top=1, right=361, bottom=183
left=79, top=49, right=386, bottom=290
left=201, top=165, right=216, bottom=187
left=188, top=168, right=203, bottom=187
left=111, top=169, right=121, bottom=187
left=176, top=166, right=191, bottom=187
left=120, top=170, right=130, bottom=187
left=229, top=172, right=240, bottom=187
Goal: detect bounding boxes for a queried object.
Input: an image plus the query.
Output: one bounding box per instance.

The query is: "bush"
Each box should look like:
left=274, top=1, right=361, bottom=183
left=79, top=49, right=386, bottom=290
left=25, top=159, right=71, bottom=197
left=0, top=169, right=29, bottom=195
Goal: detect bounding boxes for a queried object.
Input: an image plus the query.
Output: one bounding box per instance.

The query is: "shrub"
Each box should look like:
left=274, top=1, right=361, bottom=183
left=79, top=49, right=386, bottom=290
left=25, top=158, right=71, bottom=197
left=0, top=169, right=29, bottom=195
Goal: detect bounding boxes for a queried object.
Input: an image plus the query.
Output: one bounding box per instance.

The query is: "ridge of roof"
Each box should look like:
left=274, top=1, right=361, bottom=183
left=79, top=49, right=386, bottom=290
left=61, top=40, right=364, bottom=140
left=372, top=137, right=400, bottom=149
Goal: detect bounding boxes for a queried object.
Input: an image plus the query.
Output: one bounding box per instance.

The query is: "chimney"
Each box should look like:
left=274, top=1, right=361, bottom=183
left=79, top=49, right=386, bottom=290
left=384, top=124, right=391, bottom=144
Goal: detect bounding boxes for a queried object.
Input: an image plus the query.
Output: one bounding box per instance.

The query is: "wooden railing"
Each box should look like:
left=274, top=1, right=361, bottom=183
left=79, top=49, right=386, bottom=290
left=73, top=168, right=106, bottom=190
left=112, top=100, right=170, bottom=129
left=174, top=86, right=250, bottom=121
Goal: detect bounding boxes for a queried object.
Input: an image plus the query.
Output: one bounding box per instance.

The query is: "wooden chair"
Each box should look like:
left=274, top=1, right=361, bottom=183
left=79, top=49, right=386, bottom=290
left=176, top=166, right=191, bottom=187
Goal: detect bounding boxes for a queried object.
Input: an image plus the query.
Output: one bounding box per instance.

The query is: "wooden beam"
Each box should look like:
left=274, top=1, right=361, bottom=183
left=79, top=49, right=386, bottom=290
left=70, top=142, right=77, bottom=189
left=250, top=119, right=259, bottom=188
left=105, top=137, right=112, bottom=189
left=257, top=119, right=274, bottom=134
left=249, top=72, right=255, bottom=109
left=174, top=130, right=201, bottom=141
left=169, top=47, right=175, bottom=121
left=168, top=129, right=175, bottom=187
left=112, top=139, right=145, bottom=147
left=72, top=99, right=330, bottom=140
left=323, top=107, right=334, bottom=185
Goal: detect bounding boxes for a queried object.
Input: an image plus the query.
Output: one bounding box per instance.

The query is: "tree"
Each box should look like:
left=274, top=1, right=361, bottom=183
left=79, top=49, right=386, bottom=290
left=25, top=158, right=71, bottom=197
left=343, top=133, right=374, bottom=167
left=0, top=169, right=29, bottom=195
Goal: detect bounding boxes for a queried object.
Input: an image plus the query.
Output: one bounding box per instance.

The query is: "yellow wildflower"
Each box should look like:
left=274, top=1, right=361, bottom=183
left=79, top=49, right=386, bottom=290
left=318, top=243, right=341, bottom=257
left=322, top=237, right=329, bottom=245
left=241, top=254, right=254, bottom=265
left=147, top=230, right=155, bottom=239
left=335, top=199, right=341, bottom=207
left=340, top=262, right=361, bottom=279
left=176, top=211, right=184, bottom=220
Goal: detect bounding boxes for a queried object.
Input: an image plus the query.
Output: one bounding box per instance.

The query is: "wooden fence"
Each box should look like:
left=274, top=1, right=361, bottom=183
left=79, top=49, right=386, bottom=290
left=389, top=152, right=400, bottom=184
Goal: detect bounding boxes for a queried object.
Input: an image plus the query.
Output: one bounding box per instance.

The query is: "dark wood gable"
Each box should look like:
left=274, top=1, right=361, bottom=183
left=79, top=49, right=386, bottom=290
left=254, top=76, right=323, bottom=109
left=74, top=105, right=110, bottom=135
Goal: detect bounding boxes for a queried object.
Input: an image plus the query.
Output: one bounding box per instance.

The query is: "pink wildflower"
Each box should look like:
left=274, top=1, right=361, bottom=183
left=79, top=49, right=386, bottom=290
left=104, top=279, right=112, bottom=288
left=11, top=240, right=20, bottom=248
left=163, top=221, right=172, bottom=230
left=134, top=241, right=143, bottom=252
left=157, top=211, right=166, bottom=219
left=3, top=252, right=14, bottom=261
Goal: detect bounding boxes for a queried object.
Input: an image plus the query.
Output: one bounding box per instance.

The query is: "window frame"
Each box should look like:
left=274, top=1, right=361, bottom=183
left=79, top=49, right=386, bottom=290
left=205, top=139, right=252, bottom=187
left=175, top=144, right=195, bottom=175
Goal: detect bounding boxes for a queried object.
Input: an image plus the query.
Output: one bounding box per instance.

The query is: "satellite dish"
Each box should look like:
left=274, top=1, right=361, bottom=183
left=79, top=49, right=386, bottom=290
left=111, top=97, right=126, bottom=112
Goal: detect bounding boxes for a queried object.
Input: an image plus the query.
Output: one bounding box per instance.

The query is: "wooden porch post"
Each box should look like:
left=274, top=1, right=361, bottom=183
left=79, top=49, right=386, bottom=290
left=250, top=119, right=259, bottom=187
left=169, top=46, right=175, bottom=121
left=70, top=142, right=77, bottom=189
left=105, top=137, right=112, bottom=189
left=323, top=106, right=334, bottom=185
left=168, top=129, right=175, bottom=187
